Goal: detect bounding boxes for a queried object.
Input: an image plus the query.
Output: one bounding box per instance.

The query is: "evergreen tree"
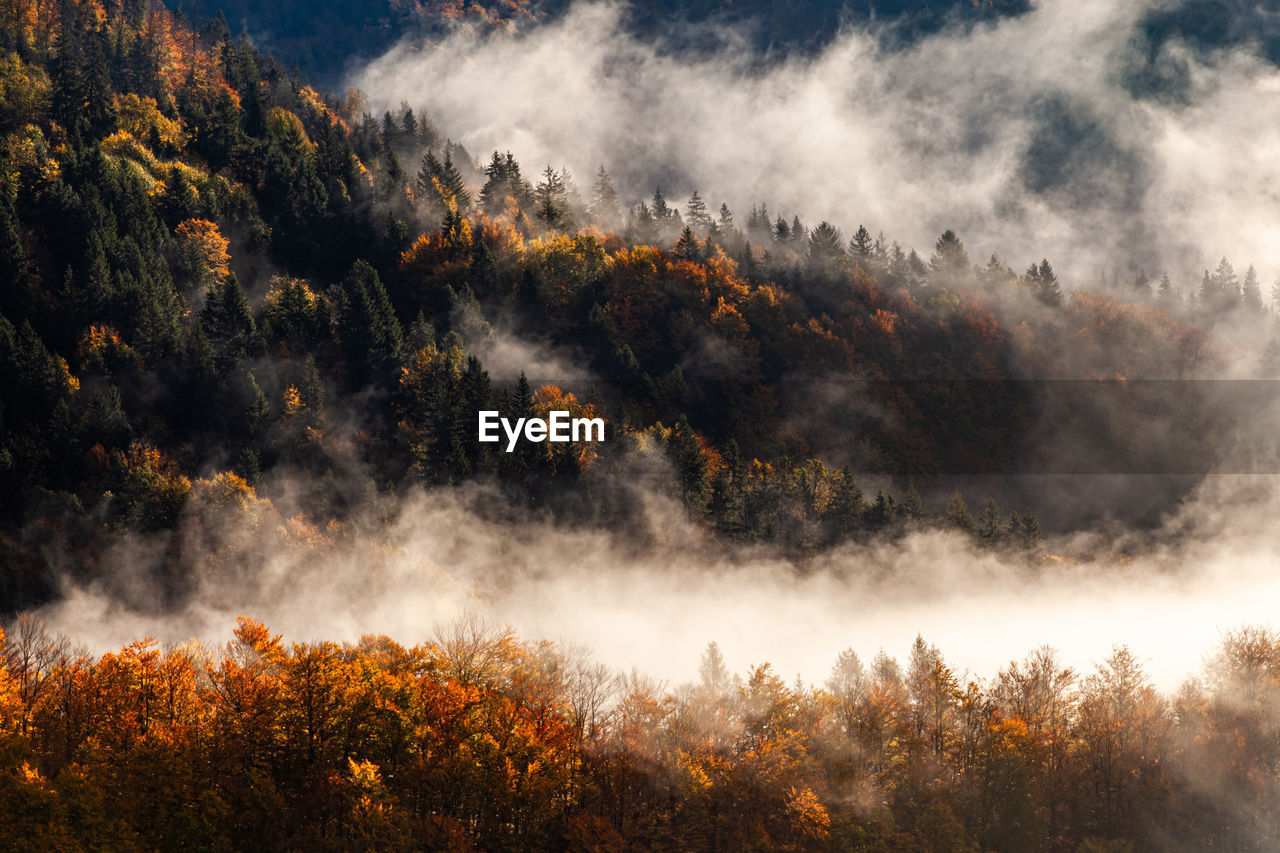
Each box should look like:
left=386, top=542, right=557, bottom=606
left=850, top=225, right=874, bottom=259
left=945, top=491, right=976, bottom=534
left=1133, top=268, right=1151, bottom=296
left=807, top=221, right=844, bottom=273
left=589, top=165, right=620, bottom=228
left=827, top=467, right=865, bottom=539
left=1242, top=264, right=1264, bottom=312
left=1025, top=259, right=1062, bottom=307
left=929, top=229, right=971, bottom=288
left=341, top=260, right=404, bottom=386
left=440, top=150, right=470, bottom=212
left=534, top=165, right=569, bottom=231
left=684, top=191, right=713, bottom=235
left=673, top=226, right=702, bottom=262
left=901, top=484, right=926, bottom=521
left=674, top=413, right=709, bottom=513
left=200, top=273, right=257, bottom=370
left=651, top=187, right=671, bottom=221
left=977, top=498, right=1003, bottom=547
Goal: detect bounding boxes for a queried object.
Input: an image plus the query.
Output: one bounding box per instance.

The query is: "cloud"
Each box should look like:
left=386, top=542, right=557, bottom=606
left=26, top=466, right=1280, bottom=692
left=354, top=0, right=1280, bottom=286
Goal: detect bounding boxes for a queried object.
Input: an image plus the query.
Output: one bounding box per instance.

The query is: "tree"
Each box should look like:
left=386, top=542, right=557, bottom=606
left=1242, top=264, right=1264, bottom=312
left=699, top=641, right=730, bottom=691
left=673, top=414, right=709, bottom=513
left=718, top=203, right=735, bottom=237
left=534, top=165, right=570, bottom=231
left=1025, top=259, right=1062, bottom=307
left=684, top=190, right=713, bottom=235
left=929, top=229, right=971, bottom=289
left=977, top=498, right=1003, bottom=547
left=1132, top=268, right=1150, bottom=296
left=849, top=225, right=873, bottom=259
left=589, top=164, right=619, bottom=228
left=807, top=221, right=844, bottom=273
left=341, top=260, right=404, bottom=386
left=199, top=273, right=256, bottom=370
left=945, top=491, right=975, bottom=534
left=673, top=226, right=701, bottom=262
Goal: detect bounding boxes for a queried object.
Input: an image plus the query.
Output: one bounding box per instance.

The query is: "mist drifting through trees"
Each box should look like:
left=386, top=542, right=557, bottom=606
left=5, top=0, right=1280, bottom=848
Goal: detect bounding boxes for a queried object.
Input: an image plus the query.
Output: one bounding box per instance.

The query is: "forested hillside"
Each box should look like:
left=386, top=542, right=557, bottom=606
left=3, top=0, right=1279, bottom=609
left=4, top=0, right=1280, bottom=848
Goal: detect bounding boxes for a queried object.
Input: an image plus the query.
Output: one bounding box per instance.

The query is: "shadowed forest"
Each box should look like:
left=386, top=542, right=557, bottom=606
left=4, top=0, right=1280, bottom=848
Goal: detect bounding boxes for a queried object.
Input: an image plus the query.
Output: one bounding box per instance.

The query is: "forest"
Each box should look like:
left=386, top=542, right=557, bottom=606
left=3, top=0, right=1280, bottom=848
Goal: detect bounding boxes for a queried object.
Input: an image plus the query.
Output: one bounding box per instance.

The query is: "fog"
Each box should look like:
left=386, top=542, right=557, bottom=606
left=356, top=0, right=1280, bottom=286
left=29, top=464, right=1280, bottom=692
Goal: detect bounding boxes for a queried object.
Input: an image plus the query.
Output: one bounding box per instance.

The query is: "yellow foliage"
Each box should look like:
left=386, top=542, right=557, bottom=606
left=0, top=53, right=51, bottom=127
left=279, top=513, right=336, bottom=552
left=77, top=324, right=137, bottom=372
left=265, top=107, right=315, bottom=157
left=282, top=385, right=304, bottom=417
left=786, top=785, right=831, bottom=839
left=4, top=123, right=60, bottom=189
left=101, top=130, right=207, bottom=196
left=115, top=93, right=185, bottom=149
left=175, top=218, right=230, bottom=286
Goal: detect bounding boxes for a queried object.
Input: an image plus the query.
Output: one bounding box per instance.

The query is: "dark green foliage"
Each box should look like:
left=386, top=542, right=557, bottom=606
left=339, top=260, right=403, bottom=386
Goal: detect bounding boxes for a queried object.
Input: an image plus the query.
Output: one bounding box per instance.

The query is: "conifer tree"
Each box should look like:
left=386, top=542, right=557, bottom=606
left=849, top=225, right=873, bottom=259
left=684, top=191, right=713, bottom=234
left=945, top=491, right=976, bottom=534
left=590, top=165, right=620, bottom=228
left=534, top=165, right=569, bottom=231
left=977, top=498, right=1003, bottom=547
left=673, top=226, right=702, bottom=262
left=1242, top=264, right=1264, bottom=312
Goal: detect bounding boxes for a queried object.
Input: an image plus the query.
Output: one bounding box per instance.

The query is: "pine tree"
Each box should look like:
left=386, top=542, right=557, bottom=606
left=976, top=498, right=1003, bottom=547
left=850, top=225, right=874, bottom=259
left=674, top=413, right=709, bottom=513
left=929, top=229, right=971, bottom=288
left=1158, top=272, right=1177, bottom=305
left=534, top=165, right=569, bottom=231
left=1133, top=268, right=1151, bottom=296
left=341, top=260, right=403, bottom=385
left=1242, top=264, right=1264, bottom=312
left=673, top=226, right=702, bottom=262
left=1026, top=259, right=1062, bottom=307
left=651, top=187, right=671, bottom=221
left=827, top=467, right=865, bottom=540
left=807, top=221, right=844, bottom=272
left=1212, top=257, right=1238, bottom=307
left=200, top=273, right=256, bottom=370
left=685, top=191, right=713, bottom=235
left=699, top=641, right=730, bottom=691
left=901, top=484, right=926, bottom=520
left=590, top=165, right=620, bottom=228
left=718, top=203, right=735, bottom=235
left=440, top=150, right=470, bottom=212
left=945, top=491, right=976, bottom=534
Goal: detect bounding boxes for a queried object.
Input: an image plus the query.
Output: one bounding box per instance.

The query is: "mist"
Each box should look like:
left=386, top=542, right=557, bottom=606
left=354, top=0, right=1280, bottom=287
left=27, top=462, right=1280, bottom=692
